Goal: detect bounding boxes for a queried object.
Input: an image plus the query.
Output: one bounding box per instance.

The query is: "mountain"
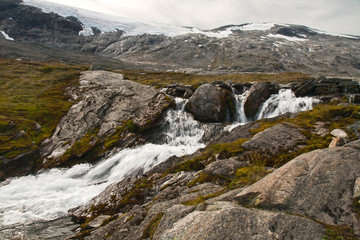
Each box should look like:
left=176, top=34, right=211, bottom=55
left=0, top=0, right=359, bottom=76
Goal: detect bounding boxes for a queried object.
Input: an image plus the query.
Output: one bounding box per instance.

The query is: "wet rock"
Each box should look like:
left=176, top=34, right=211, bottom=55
left=242, top=122, right=306, bottom=155
left=243, top=82, right=278, bottom=119
left=185, top=84, right=233, bottom=123
left=165, top=85, right=194, bottom=99
left=157, top=202, right=325, bottom=240
left=235, top=140, right=360, bottom=234
left=87, top=215, right=111, bottom=229
left=210, top=122, right=259, bottom=144
left=292, top=77, right=318, bottom=97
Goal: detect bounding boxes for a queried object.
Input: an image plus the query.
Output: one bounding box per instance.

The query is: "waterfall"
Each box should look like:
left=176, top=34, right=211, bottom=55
left=256, top=89, right=319, bottom=119
left=0, top=98, right=205, bottom=227
left=226, top=88, right=319, bottom=131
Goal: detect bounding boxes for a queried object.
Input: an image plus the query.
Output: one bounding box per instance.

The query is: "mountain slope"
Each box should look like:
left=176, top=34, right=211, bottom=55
left=1, top=0, right=360, bottom=76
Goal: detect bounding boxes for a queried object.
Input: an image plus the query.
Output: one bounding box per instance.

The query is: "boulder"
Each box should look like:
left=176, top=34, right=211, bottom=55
left=329, top=129, right=349, bottom=147
left=157, top=202, right=325, bottom=240
left=242, top=122, right=306, bottom=155
left=243, top=82, right=278, bottom=119
left=185, top=84, right=233, bottom=123
left=40, top=71, right=172, bottom=166
left=235, top=140, right=360, bottom=235
left=203, top=159, right=244, bottom=178
left=291, top=77, right=318, bottom=97
left=210, top=122, right=259, bottom=144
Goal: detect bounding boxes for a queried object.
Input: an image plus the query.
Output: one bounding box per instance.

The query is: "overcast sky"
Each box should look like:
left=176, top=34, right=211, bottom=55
left=44, top=0, right=360, bottom=35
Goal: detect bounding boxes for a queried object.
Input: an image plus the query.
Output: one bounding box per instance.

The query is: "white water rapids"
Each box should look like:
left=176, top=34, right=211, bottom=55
left=0, top=91, right=319, bottom=230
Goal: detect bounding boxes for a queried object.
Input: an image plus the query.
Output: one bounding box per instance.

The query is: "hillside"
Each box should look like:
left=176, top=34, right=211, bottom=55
left=0, top=0, right=359, bottom=76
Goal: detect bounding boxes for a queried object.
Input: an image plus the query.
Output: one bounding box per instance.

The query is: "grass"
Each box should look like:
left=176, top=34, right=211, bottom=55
left=0, top=59, right=88, bottom=160
left=120, top=70, right=312, bottom=88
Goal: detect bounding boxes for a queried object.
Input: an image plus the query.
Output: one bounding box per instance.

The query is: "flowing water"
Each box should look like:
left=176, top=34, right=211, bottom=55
left=0, top=92, right=319, bottom=238
left=0, top=98, right=204, bottom=236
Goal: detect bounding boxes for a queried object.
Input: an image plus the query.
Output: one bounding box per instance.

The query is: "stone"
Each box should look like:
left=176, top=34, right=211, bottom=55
left=243, top=82, right=278, bottom=119
left=242, top=122, right=306, bottom=155
left=153, top=205, right=196, bottom=239
left=235, top=140, right=360, bottom=234
left=87, top=215, right=111, bottom=229
left=329, top=137, right=346, bottom=148
left=210, top=122, right=259, bottom=144
left=354, top=177, right=360, bottom=198
left=40, top=70, right=171, bottom=166
left=185, top=84, right=233, bottom=123
left=292, top=77, right=318, bottom=97
left=157, top=202, right=325, bottom=240
left=331, top=129, right=348, bottom=138
left=203, top=159, right=244, bottom=178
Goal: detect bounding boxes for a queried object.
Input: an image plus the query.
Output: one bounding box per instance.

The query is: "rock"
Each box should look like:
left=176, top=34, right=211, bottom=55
left=243, top=82, right=278, bottom=119
left=242, top=122, right=306, bottom=155
left=235, top=140, right=360, bottom=234
left=313, top=121, right=329, bottom=137
left=347, top=121, right=360, bottom=138
left=203, top=159, right=244, bottom=178
left=185, top=84, right=233, bottom=123
left=153, top=205, right=196, bottom=239
left=87, top=215, right=111, bottom=229
left=329, top=129, right=349, bottom=147
left=40, top=70, right=171, bottom=166
left=329, top=137, right=346, bottom=148
left=354, top=177, right=360, bottom=198
left=210, top=122, right=259, bottom=144
left=156, top=202, right=325, bottom=240
left=292, top=77, right=318, bottom=97
left=331, top=129, right=348, bottom=138
left=165, top=85, right=194, bottom=99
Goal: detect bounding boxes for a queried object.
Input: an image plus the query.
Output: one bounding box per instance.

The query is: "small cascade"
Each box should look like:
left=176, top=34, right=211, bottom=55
left=232, top=91, right=249, bottom=123
left=0, top=98, right=205, bottom=228
left=256, top=89, right=319, bottom=119
left=227, top=88, right=319, bottom=131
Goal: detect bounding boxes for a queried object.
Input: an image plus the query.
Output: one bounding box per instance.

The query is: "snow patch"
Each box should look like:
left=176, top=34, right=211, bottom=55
left=312, top=29, right=359, bottom=39
left=267, top=34, right=308, bottom=42
left=0, top=31, right=14, bottom=41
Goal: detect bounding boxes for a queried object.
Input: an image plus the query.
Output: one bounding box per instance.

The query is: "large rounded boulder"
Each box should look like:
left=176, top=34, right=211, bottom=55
left=243, top=82, right=278, bottom=120
left=185, top=84, right=233, bottom=123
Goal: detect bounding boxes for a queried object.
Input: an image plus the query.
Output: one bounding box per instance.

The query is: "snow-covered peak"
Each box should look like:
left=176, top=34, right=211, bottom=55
left=22, top=0, right=280, bottom=38
left=22, top=0, right=359, bottom=40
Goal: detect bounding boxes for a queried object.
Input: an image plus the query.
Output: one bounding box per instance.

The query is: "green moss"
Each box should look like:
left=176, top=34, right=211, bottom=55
left=187, top=172, right=228, bottom=187
left=120, top=70, right=311, bottom=87
left=354, top=197, right=360, bottom=220
left=103, top=120, right=139, bottom=149
left=229, top=165, right=269, bottom=190
left=181, top=189, right=227, bottom=206
left=0, top=59, right=87, bottom=162
left=142, top=212, right=164, bottom=239
left=100, top=215, right=119, bottom=227
left=322, top=224, right=358, bottom=240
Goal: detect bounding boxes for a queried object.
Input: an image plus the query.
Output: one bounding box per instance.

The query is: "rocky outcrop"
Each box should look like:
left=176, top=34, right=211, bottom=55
left=235, top=140, right=360, bottom=235
left=157, top=202, right=325, bottom=240
left=243, top=82, right=278, bottom=119
left=185, top=84, right=234, bottom=123
left=40, top=70, right=172, bottom=167
left=241, top=122, right=306, bottom=155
